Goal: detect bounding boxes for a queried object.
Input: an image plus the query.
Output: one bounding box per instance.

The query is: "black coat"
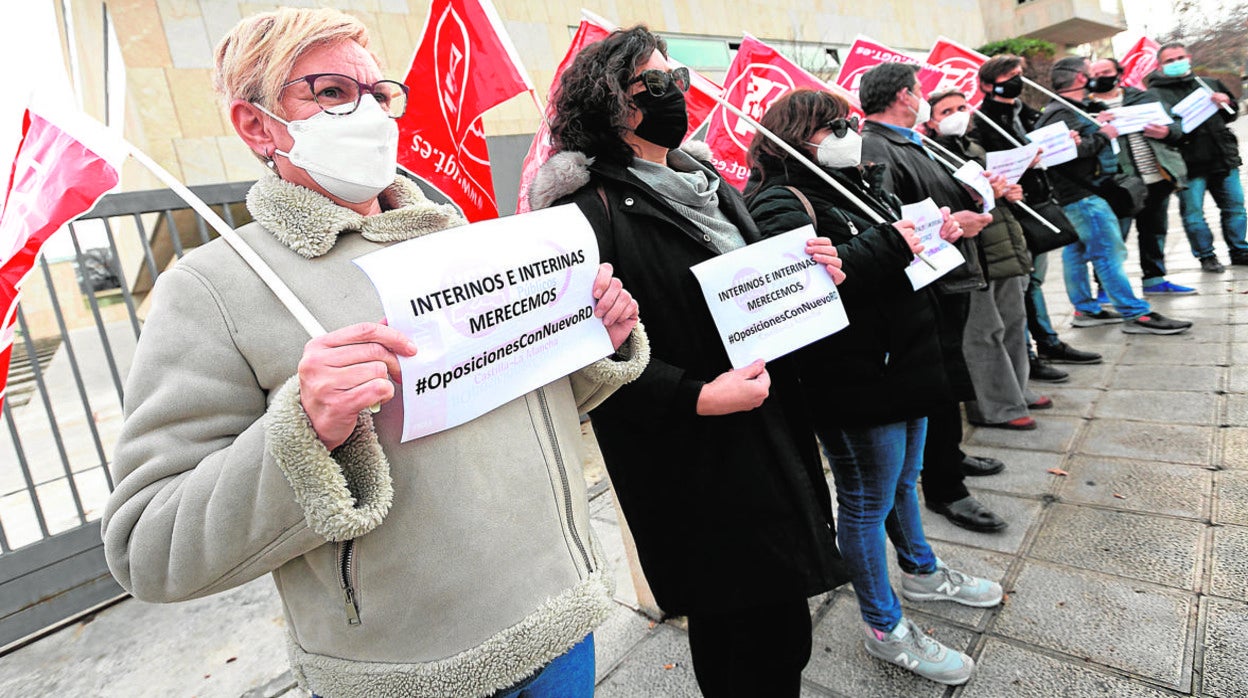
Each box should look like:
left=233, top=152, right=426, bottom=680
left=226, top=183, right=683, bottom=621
left=746, top=163, right=953, bottom=427
left=974, top=98, right=1054, bottom=204
left=1145, top=72, right=1241, bottom=177
left=545, top=152, right=849, bottom=615
left=1033, top=98, right=1116, bottom=206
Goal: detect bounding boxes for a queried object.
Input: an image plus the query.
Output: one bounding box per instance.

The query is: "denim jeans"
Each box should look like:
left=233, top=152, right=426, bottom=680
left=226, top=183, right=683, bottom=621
left=1061, top=195, right=1151, bottom=320
left=823, top=418, right=937, bottom=633
left=494, top=634, right=595, bottom=698
left=1177, top=169, right=1248, bottom=261
left=1119, top=181, right=1177, bottom=286
left=1024, top=251, right=1060, bottom=353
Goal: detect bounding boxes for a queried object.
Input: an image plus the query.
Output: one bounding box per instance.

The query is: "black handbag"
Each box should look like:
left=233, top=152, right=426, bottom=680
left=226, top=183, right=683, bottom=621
left=1014, top=198, right=1079, bottom=255
left=1094, top=172, right=1148, bottom=218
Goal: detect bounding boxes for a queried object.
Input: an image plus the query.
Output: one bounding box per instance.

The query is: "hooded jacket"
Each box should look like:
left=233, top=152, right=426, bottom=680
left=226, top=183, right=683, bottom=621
left=1145, top=71, right=1241, bottom=177
left=102, top=174, right=648, bottom=697
left=528, top=143, right=850, bottom=616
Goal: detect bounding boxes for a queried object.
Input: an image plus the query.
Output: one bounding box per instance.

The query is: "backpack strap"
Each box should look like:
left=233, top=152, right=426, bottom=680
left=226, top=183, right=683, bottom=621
left=783, top=186, right=817, bottom=227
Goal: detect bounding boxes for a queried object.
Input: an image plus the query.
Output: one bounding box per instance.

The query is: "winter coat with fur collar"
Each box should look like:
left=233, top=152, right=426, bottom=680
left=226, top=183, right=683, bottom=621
left=101, top=174, right=648, bottom=697
left=529, top=144, right=850, bottom=616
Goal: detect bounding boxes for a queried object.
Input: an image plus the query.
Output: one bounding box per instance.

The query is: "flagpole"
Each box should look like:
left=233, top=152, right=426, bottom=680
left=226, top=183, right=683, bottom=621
left=705, top=92, right=937, bottom=269
left=972, top=110, right=1024, bottom=147
left=1194, top=76, right=1237, bottom=115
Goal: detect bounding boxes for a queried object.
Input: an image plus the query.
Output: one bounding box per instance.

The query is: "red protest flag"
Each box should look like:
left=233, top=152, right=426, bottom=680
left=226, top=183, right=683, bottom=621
left=1119, top=36, right=1161, bottom=89
left=924, top=37, right=989, bottom=107
left=833, top=35, right=950, bottom=108
left=704, top=35, right=831, bottom=190
left=397, top=0, right=533, bottom=222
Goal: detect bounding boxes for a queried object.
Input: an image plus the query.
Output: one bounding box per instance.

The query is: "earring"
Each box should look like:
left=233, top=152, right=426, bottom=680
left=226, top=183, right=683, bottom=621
left=265, top=150, right=276, bottom=169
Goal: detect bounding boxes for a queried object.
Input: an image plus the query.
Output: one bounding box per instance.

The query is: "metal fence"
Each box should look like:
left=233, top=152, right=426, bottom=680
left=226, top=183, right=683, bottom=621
left=0, top=181, right=252, bottom=654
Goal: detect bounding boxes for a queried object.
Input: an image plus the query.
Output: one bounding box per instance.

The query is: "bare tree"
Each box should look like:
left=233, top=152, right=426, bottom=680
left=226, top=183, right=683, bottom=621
left=1159, top=0, right=1248, bottom=96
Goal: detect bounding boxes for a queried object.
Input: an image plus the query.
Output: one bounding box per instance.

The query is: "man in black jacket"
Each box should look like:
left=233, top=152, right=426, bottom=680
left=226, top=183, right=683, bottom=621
left=858, top=62, right=1007, bottom=534
left=1145, top=43, right=1246, bottom=271
left=975, top=54, right=1102, bottom=382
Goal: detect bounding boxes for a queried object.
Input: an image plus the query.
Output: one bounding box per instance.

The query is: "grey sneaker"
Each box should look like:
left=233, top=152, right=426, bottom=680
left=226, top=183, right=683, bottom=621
left=1071, top=308, right=1123, bottom=327
left=1200, top=256, right=1226, bottom=273
left=901, top=559, right=1004, bottom=607
left=863, top=616, right=975, bottom=685
left=1121, top=312, right=1192, bottom=335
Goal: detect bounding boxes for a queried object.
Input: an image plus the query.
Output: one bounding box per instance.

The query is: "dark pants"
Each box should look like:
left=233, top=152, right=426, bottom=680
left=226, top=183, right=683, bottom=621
left=1119, top=180, right=1176, bottom=285
left=920, top=400, right=969, bottom=506
left=686, top=597, right=812, bottom=697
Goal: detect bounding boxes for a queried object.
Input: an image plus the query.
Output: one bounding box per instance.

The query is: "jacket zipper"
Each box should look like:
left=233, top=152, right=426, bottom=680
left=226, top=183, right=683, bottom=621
left=536, top=388, right=592, bottom=574
left=337, top=540, right=361, bottom=625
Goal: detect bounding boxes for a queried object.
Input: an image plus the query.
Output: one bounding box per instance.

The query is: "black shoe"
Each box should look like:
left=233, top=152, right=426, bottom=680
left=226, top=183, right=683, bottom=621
left=1200, top=256, right=1226, bottom=272
left=927, top=496, right=1008, bottom=533
left=1232, top=255, right=1248, bottom=266
left=1029, top=358, right=1069, bottom=383
left=1036, top=340, right=1102, bottom=365
left=961, top=455, right=1005, bottom=477
left=1121, top=311, right=1193, bottom=335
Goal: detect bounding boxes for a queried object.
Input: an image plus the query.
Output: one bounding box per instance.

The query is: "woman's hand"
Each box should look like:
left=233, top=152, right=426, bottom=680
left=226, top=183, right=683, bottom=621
left=696, top=360, right=771, bottom=415
left=591, top=263, right=640, bottom=350
left=299, top=322, right=416, bottom=450
left=892, top=220, right=924, bottom=255
left=1004, top=183, right=1024, bottom=203
left=806, top=237, right=846, bottom=285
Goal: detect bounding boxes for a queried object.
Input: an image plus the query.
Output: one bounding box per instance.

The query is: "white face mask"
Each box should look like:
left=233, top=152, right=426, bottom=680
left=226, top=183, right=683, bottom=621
left=936, top=110, right=971, bottom=137
left=907, top=90, right=931, bottom=129
left=255, top=98, right=399, bottom=204
left=807, top=130, right=863, bottom=169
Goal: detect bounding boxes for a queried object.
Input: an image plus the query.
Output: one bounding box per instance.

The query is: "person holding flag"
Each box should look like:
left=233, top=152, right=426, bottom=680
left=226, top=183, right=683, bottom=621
left=530, top=25, right=851, bottom=697
left=102, top=9, right=648, bottom=697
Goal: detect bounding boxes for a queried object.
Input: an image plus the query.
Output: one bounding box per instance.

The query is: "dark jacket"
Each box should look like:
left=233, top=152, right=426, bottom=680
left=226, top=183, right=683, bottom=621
left=1033, top=97, right=1116, bottom=206
left=528, top=147, right=849, bottom=616
left=932, top=134, right=1031, bottom=280
left=746, top=162, right=953, bottom=427
left=974, top=98, right=1054, bottom=204
left=1145, top=72, right=1241, bottom=177
left=859, top=120, right=985, bottom=294
left=1086, top=86, right=1188, bottom=185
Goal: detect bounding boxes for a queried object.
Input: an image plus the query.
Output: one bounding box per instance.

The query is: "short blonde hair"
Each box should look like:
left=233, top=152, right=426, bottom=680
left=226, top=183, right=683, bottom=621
left=212, top=7, right=377, bottom=114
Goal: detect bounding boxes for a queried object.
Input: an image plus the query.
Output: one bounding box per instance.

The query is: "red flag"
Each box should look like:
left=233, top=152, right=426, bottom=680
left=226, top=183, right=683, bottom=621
left=704, top=35, right=831, bottom=190
left=1119, top=37, right=1160, bottom=89
left=397, top=0, right=533, bottom=222
left=514, top=13, right=723, bottom=213
left=0, top=106, right=122, bottom=404
left=924, top=37, right=988, bottom=107
left=835, top=36, right=924, bottom=93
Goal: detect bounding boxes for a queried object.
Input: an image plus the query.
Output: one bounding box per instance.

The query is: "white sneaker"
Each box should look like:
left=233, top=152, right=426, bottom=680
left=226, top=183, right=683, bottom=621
left=862, top=616, right=975, bottom=685
left=901, top=559, right=1003, bottom=607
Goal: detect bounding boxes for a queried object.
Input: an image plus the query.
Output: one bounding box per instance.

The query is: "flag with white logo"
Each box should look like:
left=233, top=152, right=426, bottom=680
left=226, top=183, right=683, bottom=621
left=397, top=0, right=534, bottom=222
left=924, top=37, right=989, bottom=107
left=1119, top=36, right=1161, bottom=89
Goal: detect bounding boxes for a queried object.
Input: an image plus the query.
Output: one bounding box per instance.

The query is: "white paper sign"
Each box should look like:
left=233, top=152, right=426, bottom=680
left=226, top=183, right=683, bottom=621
left=1173, top=88, right=1218, bottom=133
left=1103, top=102, right=1173, bottom=136
left=1026, top=122, right=1078, bottom=167
left=985, top=143, right=1042, bottom=185
left=900, top=198, right=965, bottom=290
left=354, top=204, right=614, bottom=441
left=690, top=225, right=848, bottom=369
left=953, top=160, right=996, bottom=213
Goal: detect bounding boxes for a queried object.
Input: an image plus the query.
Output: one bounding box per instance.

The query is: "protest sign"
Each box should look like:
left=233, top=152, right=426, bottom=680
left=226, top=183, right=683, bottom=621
left=1103, top=102, right=1173, bottom=136
left=354, top=205, right=614, bottom=441
left=953, top=160, right=995, bottom=213
left=985, top=142, right=1042, bottom=184
left=900, top=199, right=964, bottom=290
left=1026, top=122, right=1078, bottom=167
left=690, top=226, right=848, bottom=369
left=1173, top=88, right=1219, bottom=133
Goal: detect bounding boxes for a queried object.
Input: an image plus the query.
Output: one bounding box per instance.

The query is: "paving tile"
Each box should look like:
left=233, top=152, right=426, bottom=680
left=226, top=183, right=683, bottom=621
left=1117, top=342, right=1225, bottom=366
left=1146, top=291, right=1237, bottom=311
left=994, top=560, right=1195, bottom=690
left=1208, top=524, right=1248, bottom=602
left=1029, top=504, right=1204, bottom=590
left=803, top=595, right=972, bottom=697
left=1202, top=597, right=1248, bottom=697
left=920, top=491, right=1043, bottom=556
left=593, top=604, right=659, bottom=682
left=1078, top=419, right=1214, bottom=466
left=959, top=445, right=1065, bottom=498
left=1231, top=342, right=1248, bottom=364
left=1107, top=365, right=1222, bottom=392
left=966, top=415, right=1082, bottom=453
left=1227, top=395, right=1248, bottom=426
left=883, top=540, right=1012, bottom=629
left=1028, top=386, right=1102, bottom=419
left=1056, top=361, right=1117, bottom=389
left=589, top=517, right=641, bottom=610
left=1229, top=367, right=1248, bottom=393
left=1092, top=389, right=1219, bottom=425
left=1165, top=319, right=1230, bottom=343
left=593, top=624, right=700, bottom=697
left=1214, top=470, right=1248, bottom=525
left=1060, top=456, right=1211, bottom=519
left=963, top=640, right=1175, bottom=697
left=1223, top=428, right=1248, bottom=470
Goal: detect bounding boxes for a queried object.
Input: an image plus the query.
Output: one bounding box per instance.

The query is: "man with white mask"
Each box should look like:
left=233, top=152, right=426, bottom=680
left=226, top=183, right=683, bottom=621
left=858, top=64, right=1009, bottom=536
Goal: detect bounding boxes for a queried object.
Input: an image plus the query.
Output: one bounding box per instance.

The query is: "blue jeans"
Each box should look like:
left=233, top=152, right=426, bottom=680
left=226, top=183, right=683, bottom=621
left=1177, top=169, right=1248, bottom=260
left=1025, top=251, right=1059, bottom=353
left=823, top=418, right=937, bottom=633
left=1061, top=196, right=1151, bottom=320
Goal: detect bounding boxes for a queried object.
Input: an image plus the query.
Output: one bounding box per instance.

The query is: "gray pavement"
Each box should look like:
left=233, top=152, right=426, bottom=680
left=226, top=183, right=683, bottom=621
left=2, top=131, right=1246, bottom=696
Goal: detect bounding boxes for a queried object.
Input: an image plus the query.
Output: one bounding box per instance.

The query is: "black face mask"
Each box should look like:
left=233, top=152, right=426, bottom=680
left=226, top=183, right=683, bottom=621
left=1086, top=74, right=1119, bottom=94
left=993, top=75, right=1024, bottom=99
left=632, top=83, right=688, bottom=149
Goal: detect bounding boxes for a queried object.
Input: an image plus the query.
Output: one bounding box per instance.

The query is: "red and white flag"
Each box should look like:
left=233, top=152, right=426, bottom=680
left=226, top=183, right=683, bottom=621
left=924, top=37, right=988, bottom=107
left=0, top=102, right=124, bottom=404
left=1119, top=36, right=1160, bottom=89
left=514, top=11, right=723, bottom=213
left=704, top=35, right=832, bottom=190
left=397, top=0, right=534, bottom=222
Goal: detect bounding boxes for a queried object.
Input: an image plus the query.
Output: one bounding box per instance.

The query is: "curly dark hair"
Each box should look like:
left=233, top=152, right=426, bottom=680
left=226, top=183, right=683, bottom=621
left=747, top=89, right=849, bottom=179
left=549, top=25, right=666, bottom=165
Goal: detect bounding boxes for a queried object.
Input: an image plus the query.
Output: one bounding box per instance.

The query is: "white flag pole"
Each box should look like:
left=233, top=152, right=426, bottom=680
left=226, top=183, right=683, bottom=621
left=918, top=133, right=1061, bottom=233
left=1194, top=76, right=1237, bottom=115
left=972, top=110, right=1024, bottom=147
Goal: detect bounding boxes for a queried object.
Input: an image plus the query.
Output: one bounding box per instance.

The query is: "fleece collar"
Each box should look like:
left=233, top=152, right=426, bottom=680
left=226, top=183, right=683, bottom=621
left=246, top=173, right=466, bottom=258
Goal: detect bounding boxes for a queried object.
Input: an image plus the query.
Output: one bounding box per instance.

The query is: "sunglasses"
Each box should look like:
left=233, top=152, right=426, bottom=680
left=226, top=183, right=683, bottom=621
left=626, top=67, right=691, bottom=97
left=822, top=117, right=860, bottom=138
